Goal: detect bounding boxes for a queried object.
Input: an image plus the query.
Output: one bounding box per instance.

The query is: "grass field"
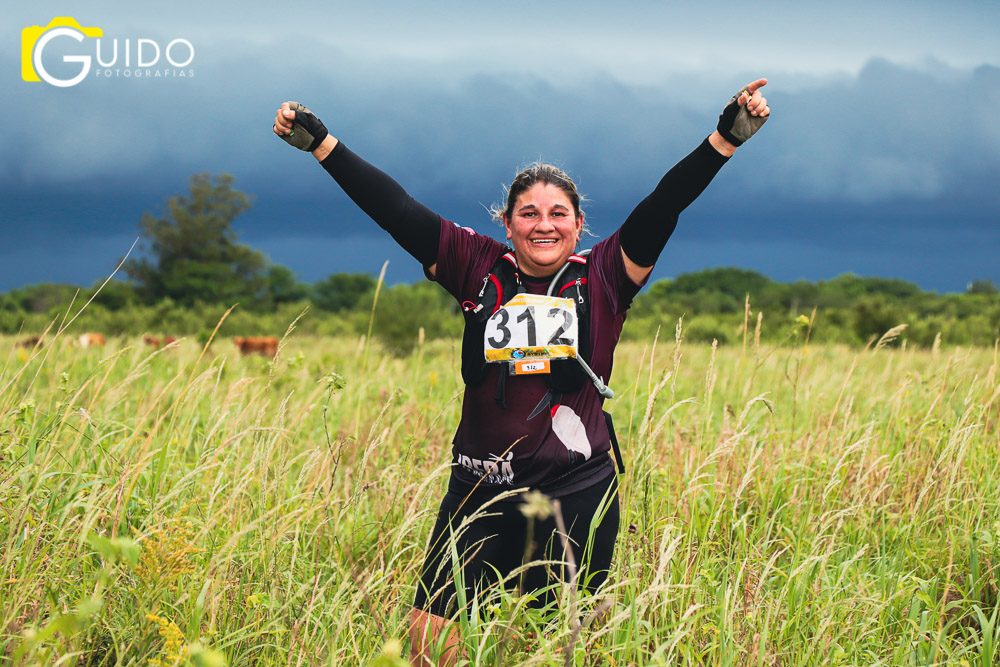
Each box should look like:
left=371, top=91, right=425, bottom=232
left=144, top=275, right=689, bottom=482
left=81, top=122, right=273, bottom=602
left=2, top=320, right=999, bottom=665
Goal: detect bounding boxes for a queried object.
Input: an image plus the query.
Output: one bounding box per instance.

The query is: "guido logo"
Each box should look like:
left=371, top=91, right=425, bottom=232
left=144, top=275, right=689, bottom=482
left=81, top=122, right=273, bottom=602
left=22, top=17, right=195, bottom=88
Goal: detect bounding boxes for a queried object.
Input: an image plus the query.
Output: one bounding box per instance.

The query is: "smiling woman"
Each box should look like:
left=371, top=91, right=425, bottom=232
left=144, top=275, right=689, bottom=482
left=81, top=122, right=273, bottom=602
left=497, top=164, right=585, bottom=277
left=273, top=81, right=769, bottom=666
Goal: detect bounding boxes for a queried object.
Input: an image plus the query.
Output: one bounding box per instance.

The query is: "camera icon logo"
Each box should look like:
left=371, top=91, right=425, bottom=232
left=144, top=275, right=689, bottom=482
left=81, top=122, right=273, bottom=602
left=22, top=17, right=103, bottom=87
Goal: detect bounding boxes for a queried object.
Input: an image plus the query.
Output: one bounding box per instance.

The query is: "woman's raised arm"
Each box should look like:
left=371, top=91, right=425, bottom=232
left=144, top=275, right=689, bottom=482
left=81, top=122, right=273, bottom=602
left=618, top=79, right=770, bottom=284
left=273, top=101, right=441, bottom=275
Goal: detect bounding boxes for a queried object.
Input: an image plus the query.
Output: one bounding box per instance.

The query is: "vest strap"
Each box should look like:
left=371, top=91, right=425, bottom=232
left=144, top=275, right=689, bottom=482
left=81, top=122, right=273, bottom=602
left=495, top=369, right=507, bottom=409
left=604, top=410, right=625, bottom=473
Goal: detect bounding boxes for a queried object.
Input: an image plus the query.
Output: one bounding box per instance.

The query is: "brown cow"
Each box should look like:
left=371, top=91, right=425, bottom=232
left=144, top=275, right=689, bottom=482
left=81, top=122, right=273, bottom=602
left=16, top=336, right=43, bottom=349
left=143, top=334, right=177, bottom=348
left=78, top=332, right=106, bottom=348
left=233, top=336, right=278, bottom=359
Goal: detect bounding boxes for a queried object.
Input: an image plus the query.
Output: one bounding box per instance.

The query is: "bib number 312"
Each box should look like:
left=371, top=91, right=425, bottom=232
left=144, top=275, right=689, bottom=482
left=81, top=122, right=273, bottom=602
left=483, top=294, right=579, bottom=362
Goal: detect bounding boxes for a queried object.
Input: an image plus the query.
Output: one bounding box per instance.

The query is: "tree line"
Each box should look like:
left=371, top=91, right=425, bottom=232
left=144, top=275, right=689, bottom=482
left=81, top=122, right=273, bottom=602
left=2, top=174, right=998, bottom=351
left=625, top=268, right=1000, bottom=349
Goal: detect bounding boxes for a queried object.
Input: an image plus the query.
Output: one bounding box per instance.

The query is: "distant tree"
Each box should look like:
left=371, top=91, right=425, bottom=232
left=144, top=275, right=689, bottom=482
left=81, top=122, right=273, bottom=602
left=91, top=278, right=139, bottom=311
left=859, top=277, right=923, bottom=300
left=665, top=268, right=775, bottom=302
left=263, top=266, right=310, bottom=307
left=966, top=279, right=998, bottom=295
left=5, top=283, right=82, bottom=314
left=124, top=173, right=268, bottom=306
left=852, top=295, right=906, bottom=344
left=819, top=274, right=922, bottom=306
left=312, top=273, right=378, bottom=312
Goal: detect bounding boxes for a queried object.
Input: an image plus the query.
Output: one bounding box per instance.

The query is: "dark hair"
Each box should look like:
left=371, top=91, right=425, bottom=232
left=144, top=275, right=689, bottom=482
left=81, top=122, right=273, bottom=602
left=492, top=163, right=587, bottom=227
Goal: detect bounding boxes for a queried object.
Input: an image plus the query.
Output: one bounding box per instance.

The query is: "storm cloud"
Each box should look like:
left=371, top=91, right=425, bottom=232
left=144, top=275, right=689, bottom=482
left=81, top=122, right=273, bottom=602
left=3, top=0, right=998, bottom=291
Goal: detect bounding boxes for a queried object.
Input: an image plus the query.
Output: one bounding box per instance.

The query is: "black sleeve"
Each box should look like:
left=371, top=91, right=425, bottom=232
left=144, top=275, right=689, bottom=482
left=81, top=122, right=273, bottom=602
left=319, top=141, right=441, bottom=268
left=618, top=137, right=729, bottom=268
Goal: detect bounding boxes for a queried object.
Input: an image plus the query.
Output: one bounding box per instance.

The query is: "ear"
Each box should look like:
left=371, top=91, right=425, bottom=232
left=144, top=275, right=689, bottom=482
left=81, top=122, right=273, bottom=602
left=502, top=213, right=512, bottom=240
left=576, top=213, right=584, bottom=239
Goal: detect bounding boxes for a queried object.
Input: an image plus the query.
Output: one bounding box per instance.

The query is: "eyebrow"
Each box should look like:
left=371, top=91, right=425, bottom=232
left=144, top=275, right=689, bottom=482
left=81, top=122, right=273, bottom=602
left=517, top=203, right=570, bottom=213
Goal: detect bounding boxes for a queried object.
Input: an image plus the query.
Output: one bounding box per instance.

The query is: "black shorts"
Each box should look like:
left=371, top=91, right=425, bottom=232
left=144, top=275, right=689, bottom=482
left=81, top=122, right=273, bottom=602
left=412, top=474, right=619, bottom=618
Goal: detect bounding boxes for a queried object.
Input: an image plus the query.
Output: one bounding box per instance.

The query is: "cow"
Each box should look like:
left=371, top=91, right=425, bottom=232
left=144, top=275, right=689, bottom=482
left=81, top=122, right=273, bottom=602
left=16, top=336, right=43, bottom=349
left=233, top=336, right=279, bottom=359
left=78, top=332, right=106, bottom=348
left=143, top=334, right=177, bottom=348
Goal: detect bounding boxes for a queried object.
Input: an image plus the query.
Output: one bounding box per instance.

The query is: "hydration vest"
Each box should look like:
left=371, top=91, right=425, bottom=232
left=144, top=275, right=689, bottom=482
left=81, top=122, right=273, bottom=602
left=460, top=249, right=591, bottom=395
left=458, top=248, right=625, bottom=473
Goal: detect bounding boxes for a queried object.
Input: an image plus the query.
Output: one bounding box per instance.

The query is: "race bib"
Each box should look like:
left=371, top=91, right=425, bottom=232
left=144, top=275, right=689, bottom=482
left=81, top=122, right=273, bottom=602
left=483, top=294, right=578, bottom=363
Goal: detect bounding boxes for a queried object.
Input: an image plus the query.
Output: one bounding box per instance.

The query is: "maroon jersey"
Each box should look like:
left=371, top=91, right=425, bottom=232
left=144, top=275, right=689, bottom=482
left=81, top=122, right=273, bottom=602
left=433, top=220, right=643, bottom=495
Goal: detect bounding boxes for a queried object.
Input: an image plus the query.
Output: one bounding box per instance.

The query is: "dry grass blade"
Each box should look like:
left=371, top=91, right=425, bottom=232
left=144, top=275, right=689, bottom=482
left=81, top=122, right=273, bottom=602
left=874, top=324, right=908, bottom=351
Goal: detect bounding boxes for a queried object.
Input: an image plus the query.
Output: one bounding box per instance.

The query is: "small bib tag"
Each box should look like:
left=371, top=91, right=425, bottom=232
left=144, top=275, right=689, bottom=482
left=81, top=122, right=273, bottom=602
left=483, top=294, right=579, bottom=363
left=514, top=359, right=550, bottom=375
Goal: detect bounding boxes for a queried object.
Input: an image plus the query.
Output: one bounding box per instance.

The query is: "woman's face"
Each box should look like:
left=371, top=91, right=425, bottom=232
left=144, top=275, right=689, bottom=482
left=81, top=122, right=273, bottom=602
left=503, top=183, right=583, bottom=278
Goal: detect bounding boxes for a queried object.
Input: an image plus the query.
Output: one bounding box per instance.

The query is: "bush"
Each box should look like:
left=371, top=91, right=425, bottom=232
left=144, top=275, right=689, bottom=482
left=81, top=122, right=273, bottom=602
left=682, top=315, right=735, bottom=345
left=371, top=282, right=462, bottom=355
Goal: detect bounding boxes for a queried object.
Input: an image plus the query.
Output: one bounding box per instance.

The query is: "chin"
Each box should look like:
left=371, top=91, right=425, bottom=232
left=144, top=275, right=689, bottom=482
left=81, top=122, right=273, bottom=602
left=526, top=251, right=560, bottom=265
left=527, top=245, right=564, bottom=258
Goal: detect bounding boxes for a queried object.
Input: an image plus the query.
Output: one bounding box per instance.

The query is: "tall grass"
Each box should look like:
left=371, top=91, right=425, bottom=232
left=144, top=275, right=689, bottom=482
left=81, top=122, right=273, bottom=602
left=1, top=322, right=998, bottom=665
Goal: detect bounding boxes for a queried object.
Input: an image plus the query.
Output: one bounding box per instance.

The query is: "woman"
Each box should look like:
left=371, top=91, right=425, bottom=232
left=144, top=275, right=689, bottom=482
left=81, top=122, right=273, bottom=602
left=273, top=79, right=769, bottom=665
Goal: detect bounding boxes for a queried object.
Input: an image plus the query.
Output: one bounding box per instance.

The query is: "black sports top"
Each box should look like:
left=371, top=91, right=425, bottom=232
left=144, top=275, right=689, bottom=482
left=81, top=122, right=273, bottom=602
left=317, top=137, right=729, bottom=495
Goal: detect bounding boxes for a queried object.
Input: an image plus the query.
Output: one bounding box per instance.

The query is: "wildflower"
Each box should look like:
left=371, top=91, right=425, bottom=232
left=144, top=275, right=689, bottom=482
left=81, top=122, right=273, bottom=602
left=318, top=371, right=346, bottom=392
left=146, top=613, right=185, bottom=665
left=519, top=490, right=553, bottom=520
left=135, top=518, right=204, bottom=593
left=13, top=399, right=35, bottom=428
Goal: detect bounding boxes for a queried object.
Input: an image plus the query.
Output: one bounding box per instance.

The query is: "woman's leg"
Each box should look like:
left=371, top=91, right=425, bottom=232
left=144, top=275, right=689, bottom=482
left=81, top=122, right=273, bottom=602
left=411, top=490, right=527, bottom=661
left=568, top=475, right=620, bottom=595
left=409, top=608, right=462, bottom=667
left=523, top=474, right=621, bottom=604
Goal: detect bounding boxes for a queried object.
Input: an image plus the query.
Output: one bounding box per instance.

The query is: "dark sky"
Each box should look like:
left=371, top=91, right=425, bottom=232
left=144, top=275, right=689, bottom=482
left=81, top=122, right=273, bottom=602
left=4, top=1, right=999, bottom=293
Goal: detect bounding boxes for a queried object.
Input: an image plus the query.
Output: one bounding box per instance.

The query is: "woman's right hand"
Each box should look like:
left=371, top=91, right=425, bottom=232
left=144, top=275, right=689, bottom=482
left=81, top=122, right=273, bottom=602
left=273, top=101, right=296, bottom=137
left=273, top=101, right=335, bottom=158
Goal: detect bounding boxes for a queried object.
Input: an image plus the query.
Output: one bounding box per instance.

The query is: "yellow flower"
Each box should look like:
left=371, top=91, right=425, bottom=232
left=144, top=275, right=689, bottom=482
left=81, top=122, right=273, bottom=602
left=147, top=613, right=186, bottom=665
left=135, top=518, right=204, bottom=593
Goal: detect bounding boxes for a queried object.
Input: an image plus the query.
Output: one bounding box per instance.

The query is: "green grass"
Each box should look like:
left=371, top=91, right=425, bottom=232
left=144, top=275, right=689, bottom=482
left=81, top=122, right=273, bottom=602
left=1, top=321, right=999, bottom=665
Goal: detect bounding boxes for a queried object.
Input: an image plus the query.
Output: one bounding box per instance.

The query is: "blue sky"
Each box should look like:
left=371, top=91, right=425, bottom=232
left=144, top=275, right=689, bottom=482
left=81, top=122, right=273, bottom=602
left=3, top=0, right=999, bottom=293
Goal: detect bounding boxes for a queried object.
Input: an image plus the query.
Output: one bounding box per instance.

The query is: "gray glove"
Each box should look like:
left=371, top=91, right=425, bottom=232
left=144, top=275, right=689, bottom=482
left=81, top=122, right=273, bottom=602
left=278, top=101, right=329, bottom=152
left=716, top=87, right=767, bottom=147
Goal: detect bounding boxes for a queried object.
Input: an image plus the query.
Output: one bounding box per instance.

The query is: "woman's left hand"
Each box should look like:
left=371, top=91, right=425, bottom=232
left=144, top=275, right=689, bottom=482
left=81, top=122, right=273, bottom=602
left=715, top=78, right=770, bottom=151
left=741, top=78, right=770, bottom=118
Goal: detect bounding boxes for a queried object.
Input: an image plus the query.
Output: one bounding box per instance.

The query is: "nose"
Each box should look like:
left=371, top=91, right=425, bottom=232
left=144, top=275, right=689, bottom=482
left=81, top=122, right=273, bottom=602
left=536, top=214, right=556, bottom=230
